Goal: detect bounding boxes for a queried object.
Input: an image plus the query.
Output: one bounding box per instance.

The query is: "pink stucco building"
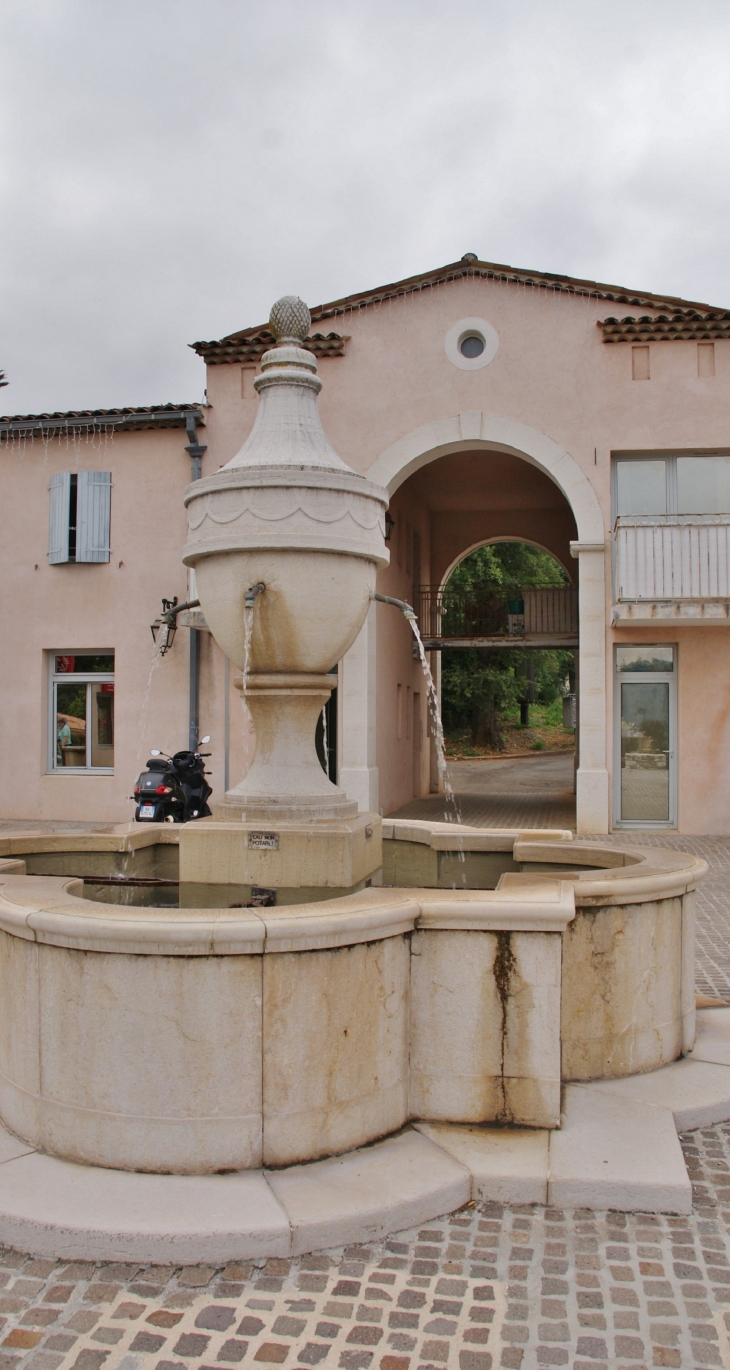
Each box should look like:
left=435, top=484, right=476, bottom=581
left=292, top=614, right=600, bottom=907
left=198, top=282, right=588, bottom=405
left=3, top=254, right=730, bottom=833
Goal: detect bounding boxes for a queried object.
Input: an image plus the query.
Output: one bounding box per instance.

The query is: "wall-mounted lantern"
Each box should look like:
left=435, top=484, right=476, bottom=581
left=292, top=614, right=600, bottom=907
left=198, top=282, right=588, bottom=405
left=150, top=597, right=179, bottom=655
left=150, top=594, right=202, bottom=655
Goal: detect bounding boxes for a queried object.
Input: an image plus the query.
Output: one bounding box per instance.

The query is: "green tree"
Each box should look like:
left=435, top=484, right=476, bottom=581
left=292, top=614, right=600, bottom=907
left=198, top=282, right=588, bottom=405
left=446, top=541, right=568, bottom=598
left=441, top=542, right=573, bottom=749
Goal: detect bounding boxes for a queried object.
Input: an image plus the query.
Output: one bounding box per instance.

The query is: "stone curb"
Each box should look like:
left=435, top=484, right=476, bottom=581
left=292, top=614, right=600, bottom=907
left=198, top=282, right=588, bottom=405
left=0, top=1010, right=727, bottom=1262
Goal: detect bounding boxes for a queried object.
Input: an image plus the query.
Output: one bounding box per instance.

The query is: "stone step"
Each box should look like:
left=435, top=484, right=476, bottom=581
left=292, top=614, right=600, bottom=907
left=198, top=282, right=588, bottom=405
left=413, top=1120, right=549, bottom=1204
left=0, top=1152, right=290, bottom=1263
left=265, top=1130, right=470, bottom=1257
left=549, top=1087, right=692, bottom=1213
left=1, top=1038, right=730, bottom=1259
left=580, top=1058, right=730, bottom=1132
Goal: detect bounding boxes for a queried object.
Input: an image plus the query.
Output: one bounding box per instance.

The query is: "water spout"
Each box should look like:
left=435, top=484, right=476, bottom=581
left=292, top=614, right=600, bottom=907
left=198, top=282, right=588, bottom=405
left=245, top=581, right=266, bottom=608
left=371, top=592, right=416, bottom=619
left=371, top=592, right=464, bottom=840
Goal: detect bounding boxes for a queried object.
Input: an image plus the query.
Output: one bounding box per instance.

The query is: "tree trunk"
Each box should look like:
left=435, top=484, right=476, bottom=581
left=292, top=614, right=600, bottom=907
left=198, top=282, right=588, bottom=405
left=471, top=695, right=504, bottom=750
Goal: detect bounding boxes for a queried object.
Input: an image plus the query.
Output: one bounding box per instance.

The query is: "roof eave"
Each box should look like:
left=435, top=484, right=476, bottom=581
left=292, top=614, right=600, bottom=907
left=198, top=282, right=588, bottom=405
left=201, top=256, right=721, bottom=350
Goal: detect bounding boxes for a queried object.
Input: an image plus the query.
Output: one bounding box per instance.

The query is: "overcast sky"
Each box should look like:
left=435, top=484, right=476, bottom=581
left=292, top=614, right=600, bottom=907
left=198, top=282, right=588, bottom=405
left=2, top=0, right=730, bottom=415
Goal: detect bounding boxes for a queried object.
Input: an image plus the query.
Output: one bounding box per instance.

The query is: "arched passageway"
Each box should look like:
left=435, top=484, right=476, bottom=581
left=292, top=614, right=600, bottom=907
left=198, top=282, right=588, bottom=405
left=373, top=450, right=578, bottom=821
left=339, top=416, right=608, bottom=834
left=406, top=537, right=578, bottom=829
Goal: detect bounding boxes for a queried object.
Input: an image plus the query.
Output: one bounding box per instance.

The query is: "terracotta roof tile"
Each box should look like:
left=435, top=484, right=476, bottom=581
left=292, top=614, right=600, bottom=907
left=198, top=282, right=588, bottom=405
left=599, top=311, right=730, bottom=343
left=190, top=331, right=348, bottom=365
left=0, top=403, right=204, bottom=438
left=193, top=255, right=725, bottom=357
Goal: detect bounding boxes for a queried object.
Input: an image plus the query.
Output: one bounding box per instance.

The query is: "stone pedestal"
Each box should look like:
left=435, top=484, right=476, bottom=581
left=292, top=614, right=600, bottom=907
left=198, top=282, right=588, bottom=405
left=179, top=813, right=382, bottom=900
left=221, top=671, right=356, bottom=821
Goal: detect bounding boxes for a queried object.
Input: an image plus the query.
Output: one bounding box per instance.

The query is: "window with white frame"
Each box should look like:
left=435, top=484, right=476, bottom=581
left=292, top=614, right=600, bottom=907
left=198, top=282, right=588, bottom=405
left=614, top=454, right=730, bottom=518
left=50, top=653, right=114, bottom=772
left=48, top=471, right=112, bottom=563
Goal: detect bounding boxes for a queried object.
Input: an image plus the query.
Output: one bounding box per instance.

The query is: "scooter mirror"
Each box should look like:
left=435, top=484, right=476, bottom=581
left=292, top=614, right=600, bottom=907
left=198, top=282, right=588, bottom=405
left=150, top=749, right=161, bottom=756
left=201, top=735, right=211, bottom=744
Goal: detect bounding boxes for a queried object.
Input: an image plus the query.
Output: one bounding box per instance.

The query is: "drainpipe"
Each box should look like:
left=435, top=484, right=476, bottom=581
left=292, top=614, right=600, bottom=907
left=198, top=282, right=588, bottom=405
left=185, top=414, right=207, bottom=749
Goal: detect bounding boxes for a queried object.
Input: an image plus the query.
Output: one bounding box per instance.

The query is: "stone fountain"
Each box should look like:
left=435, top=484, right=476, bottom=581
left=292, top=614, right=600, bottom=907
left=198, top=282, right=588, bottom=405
left=0, top=294, right=708, bottom=1239
left=180, top=295, right=388, bottom=899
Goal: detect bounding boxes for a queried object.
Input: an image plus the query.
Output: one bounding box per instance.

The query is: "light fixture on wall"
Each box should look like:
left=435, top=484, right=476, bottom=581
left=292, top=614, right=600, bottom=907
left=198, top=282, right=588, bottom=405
left=384, top=512, right=395, bottom=542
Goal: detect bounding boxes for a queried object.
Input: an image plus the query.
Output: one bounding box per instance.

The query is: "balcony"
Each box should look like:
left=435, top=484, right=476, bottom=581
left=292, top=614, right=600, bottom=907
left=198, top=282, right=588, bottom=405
left=613, top=515, right=730, bottom=624
left=415, top=585, right=578, bottom=648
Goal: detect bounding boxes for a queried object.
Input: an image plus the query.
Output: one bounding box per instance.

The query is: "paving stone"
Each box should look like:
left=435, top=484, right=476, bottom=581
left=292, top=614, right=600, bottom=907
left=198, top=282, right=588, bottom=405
left=177, top=1268, right=216, bottom=1289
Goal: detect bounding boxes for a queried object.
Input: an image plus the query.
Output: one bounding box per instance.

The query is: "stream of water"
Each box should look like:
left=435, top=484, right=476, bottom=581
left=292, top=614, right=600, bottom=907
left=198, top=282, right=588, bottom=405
left=408, top=618, right=465, bottom=849
left=132, top=640, right=165, bottom=785
left=241, top=603, right=254, bottom=699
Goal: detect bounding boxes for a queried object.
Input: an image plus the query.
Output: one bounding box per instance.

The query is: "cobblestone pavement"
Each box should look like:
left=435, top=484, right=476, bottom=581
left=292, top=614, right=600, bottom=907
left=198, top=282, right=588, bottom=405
left=3, top=1125, right=730, bottom=1370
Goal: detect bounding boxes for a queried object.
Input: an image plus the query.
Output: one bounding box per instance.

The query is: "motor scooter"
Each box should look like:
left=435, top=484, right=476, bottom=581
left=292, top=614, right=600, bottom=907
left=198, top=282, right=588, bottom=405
left=171, top=741, right=213, bottom=820
left=134, top=736, right=212, bottom=823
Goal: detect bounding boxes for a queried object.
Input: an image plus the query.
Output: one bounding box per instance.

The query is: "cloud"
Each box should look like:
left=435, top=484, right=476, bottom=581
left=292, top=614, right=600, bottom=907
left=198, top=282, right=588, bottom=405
left=1, top=0, right=729, bottom=412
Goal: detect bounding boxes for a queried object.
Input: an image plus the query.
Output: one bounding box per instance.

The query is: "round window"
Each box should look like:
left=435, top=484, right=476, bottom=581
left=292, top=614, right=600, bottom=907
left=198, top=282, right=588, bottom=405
left=445, top=317, right=499, bottom=370
left=459, top=333, right=485, bottom=359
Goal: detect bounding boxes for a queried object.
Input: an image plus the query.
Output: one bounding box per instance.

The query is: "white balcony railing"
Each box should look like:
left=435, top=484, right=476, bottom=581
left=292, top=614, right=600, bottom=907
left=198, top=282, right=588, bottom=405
left=615, top=515, right=730, bottom=601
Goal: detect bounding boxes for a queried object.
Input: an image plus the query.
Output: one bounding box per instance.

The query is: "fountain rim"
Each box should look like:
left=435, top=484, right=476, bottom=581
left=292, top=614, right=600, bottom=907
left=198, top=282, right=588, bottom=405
left=0, top=823, right=707, bottom=956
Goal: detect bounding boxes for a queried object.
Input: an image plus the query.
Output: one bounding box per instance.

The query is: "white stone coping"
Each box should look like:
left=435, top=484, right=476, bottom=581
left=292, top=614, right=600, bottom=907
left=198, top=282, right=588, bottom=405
left=382, top=819, right=574, bottom=849
left=0, top=819, right=707, bottom=950
left=386, top=819, right=707, bottom=906
left=6, top=1017, right=730, bottom=1258
left=0, top=826, right=178, bottom=856
left=516, top=839, right=708, bottom=905
left=416, top=878, right=576, bottom=932
left=0, top=877, right=574, bottom=955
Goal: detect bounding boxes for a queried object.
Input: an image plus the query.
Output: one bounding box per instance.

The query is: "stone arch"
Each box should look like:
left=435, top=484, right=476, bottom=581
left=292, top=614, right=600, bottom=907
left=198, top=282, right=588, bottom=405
left=367, top=413, right=604, bottom=546
left=360, top=412, right=609, bottom=834
left=440, top=535, right=575, bottom=589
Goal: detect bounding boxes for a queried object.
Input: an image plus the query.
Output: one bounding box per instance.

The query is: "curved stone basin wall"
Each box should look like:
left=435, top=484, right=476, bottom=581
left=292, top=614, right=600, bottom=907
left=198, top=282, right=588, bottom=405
left=386, top=824, right=700, bottom=1083
left=0, top=824, right=705, bottom=1176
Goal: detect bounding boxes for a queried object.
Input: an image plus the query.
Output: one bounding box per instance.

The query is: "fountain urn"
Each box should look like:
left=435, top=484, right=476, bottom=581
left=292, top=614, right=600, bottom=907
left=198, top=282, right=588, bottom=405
left=183, top=296, right=389, bottom=821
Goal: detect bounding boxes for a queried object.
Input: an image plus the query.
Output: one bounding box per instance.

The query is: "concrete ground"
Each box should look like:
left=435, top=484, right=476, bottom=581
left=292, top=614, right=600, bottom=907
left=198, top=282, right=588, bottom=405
left=394, top=754, right=578, bottom=834
left=2, top=771, right=730, bottom=1369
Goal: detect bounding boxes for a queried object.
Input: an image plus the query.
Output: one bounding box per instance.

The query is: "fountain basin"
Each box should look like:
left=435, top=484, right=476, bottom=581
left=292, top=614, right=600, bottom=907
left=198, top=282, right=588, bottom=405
left=0, top=824, right=704, bottom=1175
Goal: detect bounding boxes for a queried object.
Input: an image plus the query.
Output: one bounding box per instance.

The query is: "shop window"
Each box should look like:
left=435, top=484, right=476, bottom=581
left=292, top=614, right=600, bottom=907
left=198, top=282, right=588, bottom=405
left=48, top=472, right=111, bottom=564
left=50, top=653, right=114, bottom=772
left=614, top=454, right=730, bottom=518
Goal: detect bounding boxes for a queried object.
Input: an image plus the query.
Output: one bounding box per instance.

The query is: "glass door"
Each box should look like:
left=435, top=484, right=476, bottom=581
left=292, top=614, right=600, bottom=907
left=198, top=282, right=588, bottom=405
left=614, top=645, right=676, bottom=826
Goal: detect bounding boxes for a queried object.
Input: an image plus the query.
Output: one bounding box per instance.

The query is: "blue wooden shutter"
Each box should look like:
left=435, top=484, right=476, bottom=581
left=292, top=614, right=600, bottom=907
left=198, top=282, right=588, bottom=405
left=76, top=471, right=111, bottom=563
left=48, top=472, right=71, bottom=563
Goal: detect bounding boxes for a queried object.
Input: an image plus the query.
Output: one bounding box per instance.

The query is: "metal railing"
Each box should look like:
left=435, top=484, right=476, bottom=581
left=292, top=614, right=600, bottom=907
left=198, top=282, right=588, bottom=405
left=413, top=585, right=578, bottom=642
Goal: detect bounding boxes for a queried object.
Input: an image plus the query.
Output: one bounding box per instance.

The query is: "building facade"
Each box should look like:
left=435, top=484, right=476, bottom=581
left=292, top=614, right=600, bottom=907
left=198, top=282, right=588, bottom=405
left=3, top=255, right=730, bottom=832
